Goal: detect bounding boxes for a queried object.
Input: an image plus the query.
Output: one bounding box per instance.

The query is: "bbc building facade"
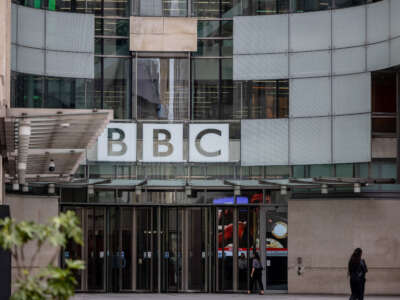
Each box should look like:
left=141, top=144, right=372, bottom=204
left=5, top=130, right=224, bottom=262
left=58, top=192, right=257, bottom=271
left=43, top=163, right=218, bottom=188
left=7, top=0, right=400, bottom=295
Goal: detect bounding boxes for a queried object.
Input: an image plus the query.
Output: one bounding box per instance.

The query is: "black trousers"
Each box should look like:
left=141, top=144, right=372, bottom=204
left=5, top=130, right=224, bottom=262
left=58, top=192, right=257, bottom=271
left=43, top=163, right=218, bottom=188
left=249, top=269, right=263, bottom=292
left=350, top=278, right=365, bottom=300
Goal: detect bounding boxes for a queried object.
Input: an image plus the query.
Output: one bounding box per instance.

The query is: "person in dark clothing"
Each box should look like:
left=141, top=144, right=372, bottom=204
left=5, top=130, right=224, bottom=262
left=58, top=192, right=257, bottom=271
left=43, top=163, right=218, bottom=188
left=248, top=252, right=264, bottom=295
left=348, top=248, right=368, bottom=300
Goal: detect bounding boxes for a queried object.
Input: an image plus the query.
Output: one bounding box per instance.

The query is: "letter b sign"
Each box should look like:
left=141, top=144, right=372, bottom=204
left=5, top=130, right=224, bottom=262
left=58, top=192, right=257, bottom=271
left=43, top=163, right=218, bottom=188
left=97, top=123, right=137, bottom=162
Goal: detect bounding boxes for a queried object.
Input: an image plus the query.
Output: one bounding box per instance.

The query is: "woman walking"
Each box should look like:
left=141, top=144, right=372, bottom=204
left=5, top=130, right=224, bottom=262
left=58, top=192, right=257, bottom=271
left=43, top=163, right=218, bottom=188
left=248, top=252, right=264, bottom=295
left=348, top=248, right=368, bottom=300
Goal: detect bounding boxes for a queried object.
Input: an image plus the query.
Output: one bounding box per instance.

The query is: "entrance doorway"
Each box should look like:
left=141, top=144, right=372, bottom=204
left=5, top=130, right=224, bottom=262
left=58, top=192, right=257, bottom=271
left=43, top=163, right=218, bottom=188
left=61, top=205, right=287, bottom=293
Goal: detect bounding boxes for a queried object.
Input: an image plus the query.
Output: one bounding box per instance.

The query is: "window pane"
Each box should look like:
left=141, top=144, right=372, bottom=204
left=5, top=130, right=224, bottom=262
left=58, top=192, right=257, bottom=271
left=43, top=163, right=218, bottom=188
left=45, top=77, right=89, bottom=109
left=293, top=0, right=331, bottom=12
left=14, top=74, right=43, bottom=108
left=192, top=59, right=235, bottom=120
left=103, top=0, right=130, bottom=16
left=242, top=0, right=289, bottom=15
left=132, top=0, right=187, bottom=16
left=372, top=72, right=396, bottom=113
left=135, top=58, right=189, bottom=120
left=336, top=164, right=354, bottom=177
left=198, top=21, right=233, bottom=38
left=241, top=80, right=289, bottom=119
left=194, top=40, right=221, bottom=56
left=163, top=0, right=187, bottom=16
left=335, top=0, right=365, bottom=8
left=103, top=58, right=131, bottom=119
left=95, top=38, right=129, bottom=55
left=95, top=19, right=130, bottom=37
left=192, top=0, right=220, bottom=17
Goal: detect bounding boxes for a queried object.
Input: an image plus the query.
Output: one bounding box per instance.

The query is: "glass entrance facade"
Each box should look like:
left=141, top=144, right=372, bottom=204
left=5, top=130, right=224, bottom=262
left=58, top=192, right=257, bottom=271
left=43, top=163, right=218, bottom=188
left=61, top=191, right=288, bottom=293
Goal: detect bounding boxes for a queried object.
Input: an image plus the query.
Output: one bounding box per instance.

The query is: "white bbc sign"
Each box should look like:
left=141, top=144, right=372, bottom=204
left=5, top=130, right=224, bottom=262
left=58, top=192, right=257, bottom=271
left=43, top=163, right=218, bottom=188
left=97, top=123, right=229, bottom=163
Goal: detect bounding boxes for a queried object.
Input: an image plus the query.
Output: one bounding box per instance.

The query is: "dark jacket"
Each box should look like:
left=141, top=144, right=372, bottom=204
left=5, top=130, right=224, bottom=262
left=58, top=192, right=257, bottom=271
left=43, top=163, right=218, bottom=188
left=348, top=259, right=368, bottom=281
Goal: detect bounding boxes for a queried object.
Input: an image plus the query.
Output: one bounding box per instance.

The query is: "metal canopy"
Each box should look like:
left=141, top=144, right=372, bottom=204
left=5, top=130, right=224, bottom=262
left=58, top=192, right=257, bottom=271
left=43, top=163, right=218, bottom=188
left=3, top=108, right=113, bottom=184
left=51, top=177, right=396, bottom=190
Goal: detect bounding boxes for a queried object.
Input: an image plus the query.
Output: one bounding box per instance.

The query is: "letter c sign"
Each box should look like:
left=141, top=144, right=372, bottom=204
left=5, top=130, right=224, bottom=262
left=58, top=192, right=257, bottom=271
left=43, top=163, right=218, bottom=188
left=189, top=124, right=229, bottom=162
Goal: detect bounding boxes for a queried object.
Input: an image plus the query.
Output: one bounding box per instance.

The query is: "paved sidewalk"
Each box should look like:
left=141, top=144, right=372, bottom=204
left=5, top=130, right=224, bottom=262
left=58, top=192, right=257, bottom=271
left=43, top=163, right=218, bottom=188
left=72, top=294, right=399, bottom=300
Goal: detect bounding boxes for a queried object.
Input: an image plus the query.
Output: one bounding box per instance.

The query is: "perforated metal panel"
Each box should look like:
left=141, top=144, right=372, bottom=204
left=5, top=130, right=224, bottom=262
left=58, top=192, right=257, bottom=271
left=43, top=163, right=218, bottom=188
left=289, top=10, right=331, bottom=52
left=390, top=37, right=400, bottom=67
left=46, top=51, right=94, bottom=78
left=233, top=15, right=288, bottom=55
left=332, top=46, right=366, bottom=75
left=289, top=50, right=331, bottom=78
left=367, top=41, right=389, bottom=71
left=333, top=114, right=371, bottom=163
left=17, top=46, right=45, bottom=75
left=390, top=0, right=400, bottom=38
left=332, top=73, right=371, bottom=115
left=233, top=53, right=288, bottom=80
left=367, top=0, right=389, bottom=43
left=17, top=5, right=45, bottom=49
left=290, top=77, right=331, bottom=118
left=46, top=11, right=94, bottom=53
left=241, top=119, right=289, bottom=166
left=289, top=117, right=332, bottom=165
left=332, top=5, right=366, bottom=49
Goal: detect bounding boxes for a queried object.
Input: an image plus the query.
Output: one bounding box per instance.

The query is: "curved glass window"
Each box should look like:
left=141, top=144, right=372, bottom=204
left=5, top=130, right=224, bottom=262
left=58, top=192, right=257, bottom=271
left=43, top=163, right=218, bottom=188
left=132, top=0, right=188, bottom=16
left=11, top=72, right=95, bottom=109
left=292, top=0, right=331, bottom=12
left=13, top=0, right=383, bottom=14
left=242, top=0, right=289, bottom=15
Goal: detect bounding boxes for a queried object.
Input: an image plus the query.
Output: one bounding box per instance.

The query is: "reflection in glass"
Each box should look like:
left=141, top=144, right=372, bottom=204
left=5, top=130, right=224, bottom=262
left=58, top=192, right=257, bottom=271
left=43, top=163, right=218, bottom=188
left=136, top=58, right=189, bottom=120
left=192, top=59, right=237, bottom=120
left=103, top=0, right=130, bottom=16
left=335, top=0, right=365, bottom=8
left=95, top=38, right=129, bottom=56
left=103, top=58, right=131, bottom=119
left=188, top=208, right=207, bottom=290
left=217, top=207, right=233, bottom=291
left=241, top=80, right=289, bottom=119
left=293, top=0, right=331, bottom=12
left=198, top=21, right=233, bottom=38
left=191, top=0, right=241, bottom=17
left=87, top=207, right=105, bottom=290
left=265, top=208, right=288, bottom=290
left=13, top=73, right=43, bottom=108
left=46, top=77, right=88, bottom=108
left=62, top=207, right=83, bottom=290
left=95, top=18, right=129, bottom=37
left=238, top=205, right=260, bottom=290
left=242, top=0, right=289, bottom=15
left=132, top=0, right=187, bottom=16
left=12, top=74, right=96, bottom=109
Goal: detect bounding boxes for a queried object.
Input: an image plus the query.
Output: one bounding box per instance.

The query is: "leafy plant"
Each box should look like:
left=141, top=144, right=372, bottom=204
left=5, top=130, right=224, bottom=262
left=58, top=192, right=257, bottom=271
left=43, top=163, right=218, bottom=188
left=0, top=210, right=84, bottom=300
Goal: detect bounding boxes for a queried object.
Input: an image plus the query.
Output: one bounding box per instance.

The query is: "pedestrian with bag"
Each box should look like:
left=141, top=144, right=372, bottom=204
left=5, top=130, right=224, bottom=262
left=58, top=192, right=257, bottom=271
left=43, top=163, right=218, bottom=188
left=348, top=248, right=368, bottom=300
left=248, top=252, right=264, bottom=295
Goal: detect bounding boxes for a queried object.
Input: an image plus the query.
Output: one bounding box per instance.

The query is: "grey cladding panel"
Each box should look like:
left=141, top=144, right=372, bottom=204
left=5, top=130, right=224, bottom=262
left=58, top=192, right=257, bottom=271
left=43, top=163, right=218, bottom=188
left=17, top=46, right=45, bottom=75
left=233, top=53, right=288, bottom=80
left=241, top=119, right=289, bottom=166
left=233, top=15, right=288, bottom=55
left=289, top=117, right=332, bottom=165
left=46, top=11, right=94, bottom=53
left=17, top=5, right=45, bottom=49
left=46, top=51, right=94, bottom=78
left=333, top=114, right=371, bottom=164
